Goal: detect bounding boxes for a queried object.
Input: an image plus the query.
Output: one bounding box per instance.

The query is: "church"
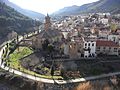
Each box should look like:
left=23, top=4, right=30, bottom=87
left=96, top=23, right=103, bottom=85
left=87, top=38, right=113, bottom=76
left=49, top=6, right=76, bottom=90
left=32, top=14, right=62, bottom=49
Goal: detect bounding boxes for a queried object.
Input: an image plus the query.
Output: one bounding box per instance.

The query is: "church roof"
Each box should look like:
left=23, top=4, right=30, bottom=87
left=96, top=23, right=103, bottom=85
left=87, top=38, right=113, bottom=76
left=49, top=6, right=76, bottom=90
left=37, top=29, right=61, bottom=39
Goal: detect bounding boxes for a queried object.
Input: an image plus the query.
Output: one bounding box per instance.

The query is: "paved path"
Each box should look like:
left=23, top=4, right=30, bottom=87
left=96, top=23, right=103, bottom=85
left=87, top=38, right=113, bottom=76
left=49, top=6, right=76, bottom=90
left=0, top=31, right=120, bottom=84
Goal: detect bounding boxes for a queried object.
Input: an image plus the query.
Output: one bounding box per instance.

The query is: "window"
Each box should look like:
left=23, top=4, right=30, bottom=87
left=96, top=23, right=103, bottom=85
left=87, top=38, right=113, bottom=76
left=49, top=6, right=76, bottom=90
left=114, top=48, right=117, bottom=52
left=97, top=49, right=100, bottom=51
left=88, top=43, right=90, bottom=46
left=103, top=47, right=106, bottom=49
left=112, top=37, right=116, bottom=42
left=97, top=47, right=100, bottom=49
left=97, top=47, right=100, bottom=51
left=109, top=47, right=111, bottom=51
left=103, top=47, right=106, bottom=51
left=92, top=43, right=94, bottom=46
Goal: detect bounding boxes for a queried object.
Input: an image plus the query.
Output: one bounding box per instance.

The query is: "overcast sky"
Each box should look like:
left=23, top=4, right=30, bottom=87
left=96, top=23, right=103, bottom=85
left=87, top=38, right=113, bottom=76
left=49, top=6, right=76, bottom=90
left=9, top=0, right=99, bottom=15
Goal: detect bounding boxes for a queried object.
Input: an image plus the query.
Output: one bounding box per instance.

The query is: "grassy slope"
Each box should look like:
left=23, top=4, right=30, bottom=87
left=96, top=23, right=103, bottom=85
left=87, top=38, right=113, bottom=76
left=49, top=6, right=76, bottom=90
left=9, top=47, right=62, bottom=79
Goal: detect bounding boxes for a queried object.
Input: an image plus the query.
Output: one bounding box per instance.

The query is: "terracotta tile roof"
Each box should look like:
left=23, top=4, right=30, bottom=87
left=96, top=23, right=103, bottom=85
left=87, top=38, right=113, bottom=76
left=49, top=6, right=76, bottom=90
left=96, top=40, right=119, bottom=47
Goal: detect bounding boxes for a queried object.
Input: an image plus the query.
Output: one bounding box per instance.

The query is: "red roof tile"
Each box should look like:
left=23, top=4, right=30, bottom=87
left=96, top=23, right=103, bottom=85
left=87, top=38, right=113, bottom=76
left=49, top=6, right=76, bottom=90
left=96, top=40, right=119, bottom=47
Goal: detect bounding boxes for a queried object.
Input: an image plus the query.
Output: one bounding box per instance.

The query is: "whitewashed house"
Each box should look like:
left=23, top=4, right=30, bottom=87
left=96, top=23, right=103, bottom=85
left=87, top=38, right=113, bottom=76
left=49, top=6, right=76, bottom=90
left=83, top=41, right=96, bottom=58
left=100, top=18, right=109, bottom=25
left=108, top=34, right=119, bottom=43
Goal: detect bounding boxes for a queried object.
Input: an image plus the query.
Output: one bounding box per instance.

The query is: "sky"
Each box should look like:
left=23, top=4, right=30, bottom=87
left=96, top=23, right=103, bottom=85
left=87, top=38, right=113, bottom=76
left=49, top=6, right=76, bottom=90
left=9, top=0, right=99, bottom=15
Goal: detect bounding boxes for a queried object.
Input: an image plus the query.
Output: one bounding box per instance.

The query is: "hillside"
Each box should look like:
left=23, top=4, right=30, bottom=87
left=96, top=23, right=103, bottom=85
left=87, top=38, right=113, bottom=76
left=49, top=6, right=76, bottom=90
left=0, top=0, right=45, bottom=20
left=0, top=1, right=41, bottom=43
left=53, top=5, right=79, bottom=15
left=53, top=0, right=120, bottom=16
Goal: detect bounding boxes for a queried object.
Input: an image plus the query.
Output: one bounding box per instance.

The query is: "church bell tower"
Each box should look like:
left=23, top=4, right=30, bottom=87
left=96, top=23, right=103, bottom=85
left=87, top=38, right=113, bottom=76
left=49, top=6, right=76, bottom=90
left=44, top=14, right=51, bottom=31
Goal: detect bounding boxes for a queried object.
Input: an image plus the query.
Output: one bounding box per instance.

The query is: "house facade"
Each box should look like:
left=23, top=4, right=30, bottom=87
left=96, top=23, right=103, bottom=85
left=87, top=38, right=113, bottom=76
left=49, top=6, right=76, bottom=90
left=83, top=41, right=96, bottom=57
left=108, top=34, right=119, bottom=43
left=96, top=40, right=119, bottom=56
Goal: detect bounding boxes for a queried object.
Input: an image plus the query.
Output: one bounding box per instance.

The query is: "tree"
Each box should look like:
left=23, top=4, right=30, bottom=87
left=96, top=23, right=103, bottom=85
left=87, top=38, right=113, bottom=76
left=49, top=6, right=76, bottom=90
left=51, top=66, right=54, bottom=76
left=47, top=44, right=54, bottom=53
left=6, top=43, right=9, bottom=48
left=42, top=39, right=49, bottom=50
left=110, top=23, right=117, bottom=32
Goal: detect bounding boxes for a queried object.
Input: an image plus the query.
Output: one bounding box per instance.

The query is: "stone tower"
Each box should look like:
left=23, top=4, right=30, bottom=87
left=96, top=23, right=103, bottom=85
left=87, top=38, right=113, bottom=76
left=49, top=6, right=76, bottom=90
left=44, top=14, right=51, bottom=31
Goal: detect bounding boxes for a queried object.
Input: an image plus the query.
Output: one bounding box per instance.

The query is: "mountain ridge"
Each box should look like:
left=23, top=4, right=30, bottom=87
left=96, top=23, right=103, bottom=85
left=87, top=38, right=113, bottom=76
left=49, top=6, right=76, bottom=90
left=53, top=0, right=120, bottom=16
left=0, top=1, right=41, bottom=44
left=1, top=0, right=45, bottom=20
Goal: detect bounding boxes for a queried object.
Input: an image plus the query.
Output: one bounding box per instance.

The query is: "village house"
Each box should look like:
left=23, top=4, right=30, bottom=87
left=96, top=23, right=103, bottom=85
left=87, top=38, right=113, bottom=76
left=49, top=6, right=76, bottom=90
left=63, top=36, right=84, bottom=59
left=96, top=40, right=119, bottom=56
left=71, top=36, right=84, bottom=58
left=108, top=33, right=119, bottom=43
left=83, top=40, right=96, bottom=58
left=100, top=18, right=109, bottom=25
left=98, top=28, right=110, bottom=40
